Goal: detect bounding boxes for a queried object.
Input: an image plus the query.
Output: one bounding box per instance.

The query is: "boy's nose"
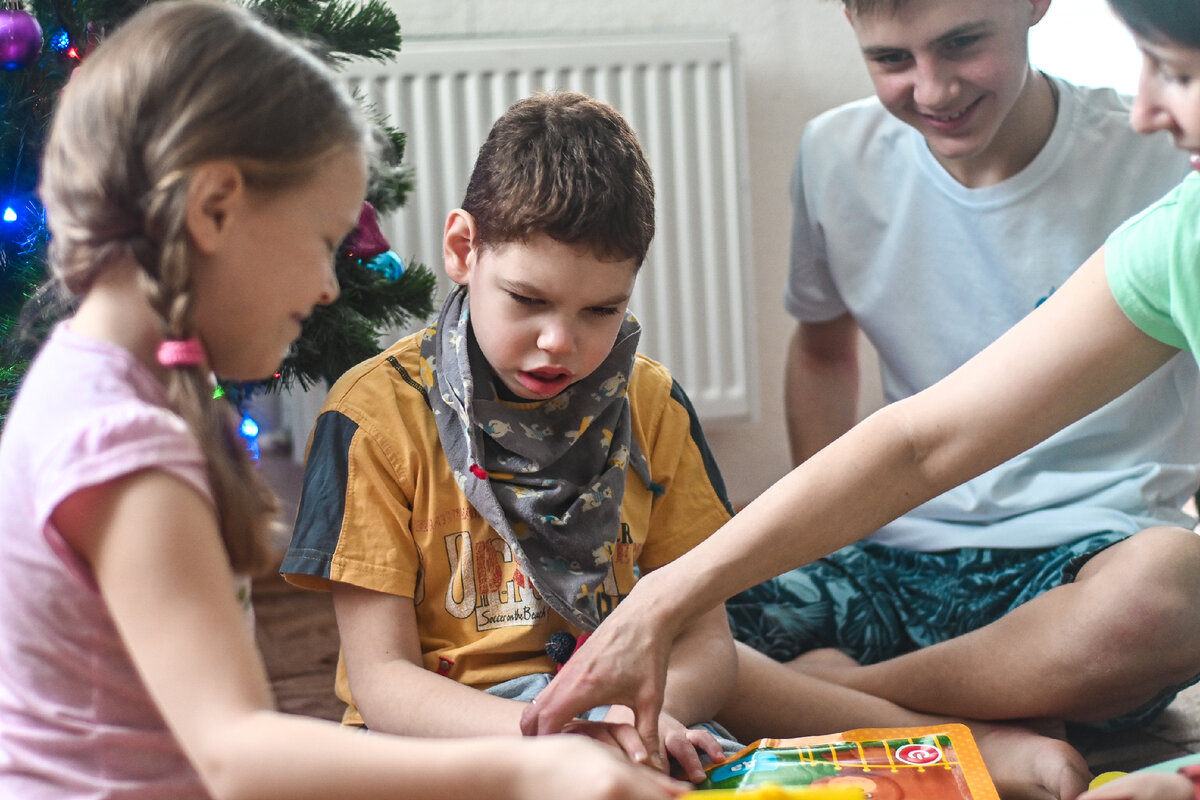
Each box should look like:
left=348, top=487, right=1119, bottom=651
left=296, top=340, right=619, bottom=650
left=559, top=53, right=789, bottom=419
left=537, top=318, right=574, bottom=355
left=912, top=59, right=960, bottom=110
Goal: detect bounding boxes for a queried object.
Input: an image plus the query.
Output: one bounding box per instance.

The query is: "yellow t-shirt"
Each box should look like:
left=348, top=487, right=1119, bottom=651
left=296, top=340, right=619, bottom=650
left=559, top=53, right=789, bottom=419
left=281, top=332, right=733, bottom=725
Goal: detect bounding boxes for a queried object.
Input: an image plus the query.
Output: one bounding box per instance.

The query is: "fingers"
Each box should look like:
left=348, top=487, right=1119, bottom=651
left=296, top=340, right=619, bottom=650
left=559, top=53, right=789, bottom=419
left=559, top=719, right=651, bottom=767
left=607, top=721, right=653, bottom=766
left=633, top=693, right=667, bottom=771
left=689, top=727, right=727, bottom=767
left=631, top=765, right=692, bottom=800
left=661, top=722, right=724, bottom=784
left=520, top=661, right=601, bottom=737
left=664, top=734, right=705, bottom=784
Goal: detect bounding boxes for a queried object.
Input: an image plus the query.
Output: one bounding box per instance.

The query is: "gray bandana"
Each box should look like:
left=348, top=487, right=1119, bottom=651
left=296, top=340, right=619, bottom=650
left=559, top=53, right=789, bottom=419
left=421, top=284, right=659, bottom=631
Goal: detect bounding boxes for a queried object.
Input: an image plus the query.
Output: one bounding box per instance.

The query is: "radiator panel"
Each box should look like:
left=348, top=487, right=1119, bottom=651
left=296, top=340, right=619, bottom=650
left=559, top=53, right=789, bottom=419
left=340, top=34, right=755, bottom=420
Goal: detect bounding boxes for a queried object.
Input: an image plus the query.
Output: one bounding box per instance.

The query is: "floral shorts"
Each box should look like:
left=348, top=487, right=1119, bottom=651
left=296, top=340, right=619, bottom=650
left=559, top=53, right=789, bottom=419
left=726, top=531, right=1196, bottom=731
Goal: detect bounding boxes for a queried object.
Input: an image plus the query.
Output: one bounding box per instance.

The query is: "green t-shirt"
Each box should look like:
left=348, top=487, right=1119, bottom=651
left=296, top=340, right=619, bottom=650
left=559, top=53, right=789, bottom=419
left=1107, top=172, right=1200, bottom=353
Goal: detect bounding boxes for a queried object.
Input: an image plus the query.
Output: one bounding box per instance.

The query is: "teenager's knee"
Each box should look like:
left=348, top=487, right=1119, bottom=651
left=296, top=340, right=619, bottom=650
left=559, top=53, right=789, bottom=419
left=1079, top=527, right=1200, bottom=675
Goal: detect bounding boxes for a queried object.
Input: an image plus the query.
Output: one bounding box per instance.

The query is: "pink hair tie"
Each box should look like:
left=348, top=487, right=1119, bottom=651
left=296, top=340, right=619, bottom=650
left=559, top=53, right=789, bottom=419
left=156, top=337, right=207, bottom=368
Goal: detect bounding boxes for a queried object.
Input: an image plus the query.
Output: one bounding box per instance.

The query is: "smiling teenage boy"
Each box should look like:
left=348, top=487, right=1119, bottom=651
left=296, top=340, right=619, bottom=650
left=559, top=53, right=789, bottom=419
left=726, top=0, right=1200, bottom=740
left=280, top=91, right=738, bottom=781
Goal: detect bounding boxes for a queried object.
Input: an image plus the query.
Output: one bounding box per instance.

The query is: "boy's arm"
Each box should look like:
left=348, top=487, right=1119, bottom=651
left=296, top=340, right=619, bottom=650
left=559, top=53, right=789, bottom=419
left=332, top=582, right=531, bottom=736
left=335, top=581, right=664, bottom=766
left=784, top=314, right=861, bottom=467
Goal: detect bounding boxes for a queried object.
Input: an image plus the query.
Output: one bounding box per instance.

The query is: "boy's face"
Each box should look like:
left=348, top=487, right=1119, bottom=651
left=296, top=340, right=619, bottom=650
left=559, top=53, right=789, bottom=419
left=1129, top=33, right=1200, bottom=171
left=452, top=231, right=638, bottom=400
left=848, top=0, right=1050, bottom=180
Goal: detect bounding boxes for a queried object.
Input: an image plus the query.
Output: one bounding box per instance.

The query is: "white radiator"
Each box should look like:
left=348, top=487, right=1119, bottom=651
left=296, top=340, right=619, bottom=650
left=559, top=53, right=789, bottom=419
left=339, top=33, right=756, bottom=421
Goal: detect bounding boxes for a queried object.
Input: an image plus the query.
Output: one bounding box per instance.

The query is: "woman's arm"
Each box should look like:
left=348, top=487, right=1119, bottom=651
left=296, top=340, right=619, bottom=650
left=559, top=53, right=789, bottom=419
left=53, top=469, right=685, bottom=800
left=523, top=248, right=1181, bottom=753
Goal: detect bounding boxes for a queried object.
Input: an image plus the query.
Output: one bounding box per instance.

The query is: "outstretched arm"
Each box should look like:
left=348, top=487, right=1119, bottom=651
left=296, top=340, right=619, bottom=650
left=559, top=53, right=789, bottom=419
left=54, top=469, right=686, bottom=800
left=522, top=248, right=1180, bottom=749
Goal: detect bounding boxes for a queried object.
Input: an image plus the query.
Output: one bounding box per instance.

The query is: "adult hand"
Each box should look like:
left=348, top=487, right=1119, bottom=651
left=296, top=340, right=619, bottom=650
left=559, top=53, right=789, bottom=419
left=559, top=718, right=662, bottom=768
left=520, top=598, right=678, bottom=770
left=604, top=707, right=725, bottom=783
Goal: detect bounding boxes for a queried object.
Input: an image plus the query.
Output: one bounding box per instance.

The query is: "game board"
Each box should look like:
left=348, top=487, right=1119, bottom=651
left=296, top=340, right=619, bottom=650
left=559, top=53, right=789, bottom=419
left=690, top=724, right=998, bottom=800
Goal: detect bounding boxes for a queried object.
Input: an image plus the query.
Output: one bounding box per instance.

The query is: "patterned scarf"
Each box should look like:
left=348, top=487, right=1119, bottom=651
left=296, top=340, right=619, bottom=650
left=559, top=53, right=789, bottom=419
left=421, top=284, right=659, bottom=631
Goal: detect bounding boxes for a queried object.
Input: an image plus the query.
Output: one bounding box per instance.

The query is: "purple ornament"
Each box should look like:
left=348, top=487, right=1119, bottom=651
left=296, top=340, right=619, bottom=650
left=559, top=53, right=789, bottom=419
left=0, top=6, right=42, bottom=70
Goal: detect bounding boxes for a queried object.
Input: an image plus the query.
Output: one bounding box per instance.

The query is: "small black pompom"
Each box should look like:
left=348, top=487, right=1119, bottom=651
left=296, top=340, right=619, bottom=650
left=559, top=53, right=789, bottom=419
left=545, top=631, right=577, bottom=665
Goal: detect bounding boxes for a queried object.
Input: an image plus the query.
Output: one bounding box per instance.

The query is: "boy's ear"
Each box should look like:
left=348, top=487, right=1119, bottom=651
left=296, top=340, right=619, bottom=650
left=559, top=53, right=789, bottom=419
left=185, top=161, right=245, bottom=256
left=1028, top=0, right=1052, bottom=26
left=443, top=208, right=478, bottom=285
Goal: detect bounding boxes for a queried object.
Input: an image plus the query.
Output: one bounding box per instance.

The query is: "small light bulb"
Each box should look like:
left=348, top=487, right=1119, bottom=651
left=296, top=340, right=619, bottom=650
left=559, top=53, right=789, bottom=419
left=239, top=415, right=260, bottom=439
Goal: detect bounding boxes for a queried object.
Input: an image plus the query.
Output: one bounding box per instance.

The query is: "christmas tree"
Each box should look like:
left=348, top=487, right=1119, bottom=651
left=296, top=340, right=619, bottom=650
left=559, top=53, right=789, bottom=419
left=0, top=0, right=436, bottom=420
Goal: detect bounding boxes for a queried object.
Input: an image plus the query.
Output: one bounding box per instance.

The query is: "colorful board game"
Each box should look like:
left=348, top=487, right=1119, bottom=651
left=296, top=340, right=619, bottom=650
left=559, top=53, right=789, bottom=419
left=689, top=724, right=999, bottom=800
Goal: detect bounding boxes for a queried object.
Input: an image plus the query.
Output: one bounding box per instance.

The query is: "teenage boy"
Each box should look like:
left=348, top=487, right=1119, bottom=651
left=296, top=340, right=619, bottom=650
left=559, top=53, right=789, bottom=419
left=728, top=0, right=1200, bottom=743
left=281, top=91, right=738, bottom=782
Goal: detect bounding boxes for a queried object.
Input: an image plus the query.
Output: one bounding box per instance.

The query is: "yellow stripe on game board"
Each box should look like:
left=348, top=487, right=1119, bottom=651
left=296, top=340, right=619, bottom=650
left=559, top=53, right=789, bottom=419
left=681, top=784, right=864, bottom=800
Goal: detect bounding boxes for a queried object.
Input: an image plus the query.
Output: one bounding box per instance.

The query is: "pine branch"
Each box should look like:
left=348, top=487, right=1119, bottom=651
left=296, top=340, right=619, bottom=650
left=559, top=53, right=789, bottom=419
left=249, top=0, right=400, bottom=63
left=269, top=258, right=438, bottom=390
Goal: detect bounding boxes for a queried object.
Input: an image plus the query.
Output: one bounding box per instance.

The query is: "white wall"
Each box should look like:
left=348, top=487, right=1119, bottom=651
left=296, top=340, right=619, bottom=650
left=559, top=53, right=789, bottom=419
left=383, top=0, right=878, bottom=509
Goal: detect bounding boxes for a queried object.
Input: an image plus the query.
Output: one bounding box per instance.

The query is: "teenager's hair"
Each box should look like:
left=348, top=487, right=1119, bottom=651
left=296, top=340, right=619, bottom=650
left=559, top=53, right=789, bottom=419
left=1108, top=0, right=1200, bottom=49
left=836, top=0, right=908, bottom=15
left=461, top=91, right=655, bottom=266
left=39, top=0, right=368, bottom=573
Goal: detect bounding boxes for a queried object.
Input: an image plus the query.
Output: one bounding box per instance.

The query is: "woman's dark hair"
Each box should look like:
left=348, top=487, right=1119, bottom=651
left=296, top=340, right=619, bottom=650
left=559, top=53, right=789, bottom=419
left=1109, top=0, right=1200, bottom=49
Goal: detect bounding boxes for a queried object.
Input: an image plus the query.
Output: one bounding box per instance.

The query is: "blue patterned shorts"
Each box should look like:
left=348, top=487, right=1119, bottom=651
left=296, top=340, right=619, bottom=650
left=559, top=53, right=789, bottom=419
left=726, top=531, right=1192, bottom=730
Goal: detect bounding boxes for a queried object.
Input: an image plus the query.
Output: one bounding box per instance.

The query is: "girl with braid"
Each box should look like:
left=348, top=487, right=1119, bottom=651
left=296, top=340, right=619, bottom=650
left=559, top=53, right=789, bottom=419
left=0, top=3, right=685, bottom=799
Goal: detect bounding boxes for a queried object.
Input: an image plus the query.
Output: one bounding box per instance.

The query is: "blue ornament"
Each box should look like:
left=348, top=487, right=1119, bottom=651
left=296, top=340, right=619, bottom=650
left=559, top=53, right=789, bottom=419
left=364, top=249, right=405, bottom=281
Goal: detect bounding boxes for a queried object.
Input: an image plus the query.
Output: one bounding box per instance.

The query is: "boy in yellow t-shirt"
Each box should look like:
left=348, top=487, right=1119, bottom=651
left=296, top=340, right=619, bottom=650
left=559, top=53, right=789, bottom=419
left=281, top=91, right=738, bottom=781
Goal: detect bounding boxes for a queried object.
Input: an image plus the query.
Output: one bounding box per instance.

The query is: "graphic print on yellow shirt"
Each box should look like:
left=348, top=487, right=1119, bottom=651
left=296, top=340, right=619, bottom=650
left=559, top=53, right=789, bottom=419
left=441, top=521, right=641, bottom=633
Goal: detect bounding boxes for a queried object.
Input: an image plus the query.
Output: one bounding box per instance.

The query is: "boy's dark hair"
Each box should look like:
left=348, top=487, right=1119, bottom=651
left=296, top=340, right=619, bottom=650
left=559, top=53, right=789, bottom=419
left=461, top=91, right=655, bottom=266
left=1108, top=0, right=1200, bottom=49
left=837, top=0, right=908, bottom=15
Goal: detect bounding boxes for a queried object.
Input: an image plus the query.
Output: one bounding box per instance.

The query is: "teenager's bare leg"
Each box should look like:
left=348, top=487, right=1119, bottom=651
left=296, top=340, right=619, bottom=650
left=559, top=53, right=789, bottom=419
left=720, top=644, right=1090, bottom=800
left=787, top=527, right=1200, bottom=724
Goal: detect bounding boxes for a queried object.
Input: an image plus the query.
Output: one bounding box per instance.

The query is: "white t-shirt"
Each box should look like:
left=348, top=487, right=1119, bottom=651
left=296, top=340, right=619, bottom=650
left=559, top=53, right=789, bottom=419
left=0, top=324, right=213, bottom=799
left=785, top=77, right=1200, bottom=550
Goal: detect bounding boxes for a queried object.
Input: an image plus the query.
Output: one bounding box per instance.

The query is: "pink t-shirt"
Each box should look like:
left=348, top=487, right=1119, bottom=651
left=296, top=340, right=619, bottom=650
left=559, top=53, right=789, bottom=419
left=0, top=324, right=213, bottom=799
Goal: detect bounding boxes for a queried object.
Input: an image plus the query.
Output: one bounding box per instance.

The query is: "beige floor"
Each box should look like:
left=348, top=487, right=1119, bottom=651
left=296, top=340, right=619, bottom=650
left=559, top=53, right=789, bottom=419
left=1073, top=684, right=1200, bottom=774
left=252, top=450, right=1200, bottom=776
